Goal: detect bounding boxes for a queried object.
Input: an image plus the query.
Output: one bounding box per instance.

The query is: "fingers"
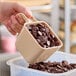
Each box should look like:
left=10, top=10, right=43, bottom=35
left=14, top=3, right=32, bottom=18
left=1, top=2, right=33, bottom=35
left=10, top=15, right=22, bottom=33
left=6, top=20, right=16, bottom=35
left=6, top=15, right=24, bottom=35
left=15, top=13, right=28, bottom=25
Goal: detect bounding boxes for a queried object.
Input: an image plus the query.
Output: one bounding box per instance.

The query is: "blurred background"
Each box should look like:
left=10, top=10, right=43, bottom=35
left=0, top=0, right=76, bottom=54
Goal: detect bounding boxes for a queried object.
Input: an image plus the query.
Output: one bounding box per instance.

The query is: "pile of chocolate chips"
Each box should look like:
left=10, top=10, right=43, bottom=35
left=26, top=23, right=60, bottom=48
left=29, top=61, right=76, bottom=73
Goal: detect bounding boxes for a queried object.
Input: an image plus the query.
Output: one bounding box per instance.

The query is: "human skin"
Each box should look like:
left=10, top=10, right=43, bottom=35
left=0, top=2, right=32, bottom=35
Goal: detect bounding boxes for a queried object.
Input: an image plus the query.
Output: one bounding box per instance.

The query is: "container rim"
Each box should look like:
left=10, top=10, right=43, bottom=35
left=7, top=51, right=76, bottom=76
left=7, top=57, right=76, bottom=76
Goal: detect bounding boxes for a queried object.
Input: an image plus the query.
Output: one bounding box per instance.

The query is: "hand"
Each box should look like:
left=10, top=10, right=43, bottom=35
left=0, top=2, right=32, bottom=35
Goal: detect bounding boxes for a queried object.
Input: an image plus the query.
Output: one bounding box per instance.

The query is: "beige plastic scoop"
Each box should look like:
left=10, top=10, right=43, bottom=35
left=16, top=13, right=63, bottom=64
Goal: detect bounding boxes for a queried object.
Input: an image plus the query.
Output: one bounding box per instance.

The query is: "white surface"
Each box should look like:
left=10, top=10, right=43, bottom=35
left=7, top=51, right=76, bottom=76
left=51, top=0, right=60, bottom=34
left=29, top=4, right=52, bottom=11
left=64, top=0, right=71, bottom=53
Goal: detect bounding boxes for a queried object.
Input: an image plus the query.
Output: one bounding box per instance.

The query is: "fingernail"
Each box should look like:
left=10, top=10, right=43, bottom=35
left=11, top=15, right=18, bottom=25
left=5, top=20, right=12, bottom=27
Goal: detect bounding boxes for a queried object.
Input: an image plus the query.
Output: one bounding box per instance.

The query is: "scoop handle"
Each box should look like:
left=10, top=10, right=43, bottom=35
left=16, top=13, right=38, bottom=23
left=16, top=13, right=38, bottom=36
left=16, top=13, right=29, bottom=23
left=30, top=16, right=38, bottom=22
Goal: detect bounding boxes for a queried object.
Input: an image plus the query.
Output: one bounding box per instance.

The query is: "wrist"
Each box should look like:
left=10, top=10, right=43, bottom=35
left=0, top=2, right=2, bottom=23
left=0, top=2, right=4, bottom=23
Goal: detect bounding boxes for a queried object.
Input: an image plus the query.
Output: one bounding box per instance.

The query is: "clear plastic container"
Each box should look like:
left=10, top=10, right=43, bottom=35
left=7, top=51, right=76, bottom=76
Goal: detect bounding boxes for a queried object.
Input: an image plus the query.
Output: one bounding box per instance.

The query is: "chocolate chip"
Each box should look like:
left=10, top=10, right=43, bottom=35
left=37, top=39, right=41, bottom=43
left=45, top=27, right=50, bottom=34
left=62, top=60, right=68, bottom=67
left=31, top=30, right=37, bottom=38
left=57, top=65, right=63, bottom=69
left=26, top=25, right=32, bottom=32
left=28, top=61, right=76, bottom=73
left=27, top=23, right=60, bottom=48
left=47, top=41, right=50, bottom=46
left=43, top=45, right=47, bottom=48
left=38, top=31, right=42, bottom=36
left=70, top=64, right=76, bottom=68
left=63, top=68, right=68, bottom=72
